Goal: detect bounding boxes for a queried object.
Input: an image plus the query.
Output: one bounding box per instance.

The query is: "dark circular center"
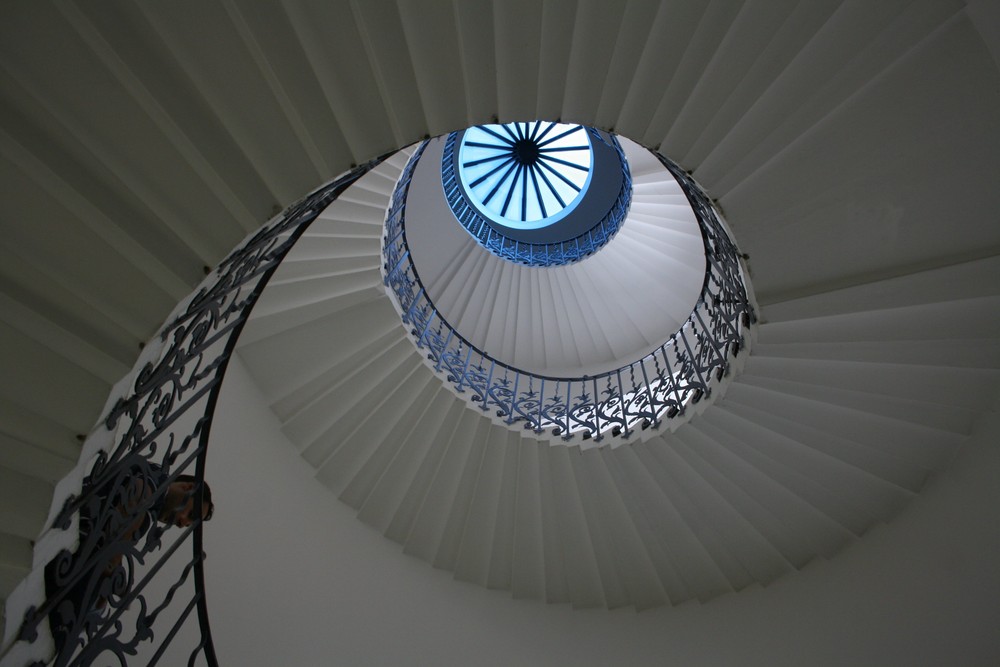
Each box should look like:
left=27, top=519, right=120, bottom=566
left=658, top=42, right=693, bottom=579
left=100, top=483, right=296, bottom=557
left=512, top=139, right=539, bottom=165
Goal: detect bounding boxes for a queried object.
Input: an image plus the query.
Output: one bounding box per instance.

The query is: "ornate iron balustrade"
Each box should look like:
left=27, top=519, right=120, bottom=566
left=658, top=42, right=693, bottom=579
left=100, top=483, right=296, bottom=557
left=3, top=156, right=387, bottom=667
left=384, top=141, right=754, bottom=443
left=440, top=127, right=632, bottom=267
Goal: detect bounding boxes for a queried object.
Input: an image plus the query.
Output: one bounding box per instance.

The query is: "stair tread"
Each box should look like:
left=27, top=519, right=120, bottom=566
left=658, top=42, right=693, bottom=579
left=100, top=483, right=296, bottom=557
left=724, top=381, right=962, bottom=471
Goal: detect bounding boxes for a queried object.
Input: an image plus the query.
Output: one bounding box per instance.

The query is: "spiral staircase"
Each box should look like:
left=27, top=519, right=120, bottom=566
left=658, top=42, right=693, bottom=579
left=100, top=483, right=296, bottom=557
left=236, top=135, right=995, bottom=612
left=2, top=1, right=1000, bottom=664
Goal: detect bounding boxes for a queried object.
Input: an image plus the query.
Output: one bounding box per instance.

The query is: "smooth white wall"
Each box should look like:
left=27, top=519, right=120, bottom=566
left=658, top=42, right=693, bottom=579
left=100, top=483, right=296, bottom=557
left=204, top=355, right=1000, bottom=666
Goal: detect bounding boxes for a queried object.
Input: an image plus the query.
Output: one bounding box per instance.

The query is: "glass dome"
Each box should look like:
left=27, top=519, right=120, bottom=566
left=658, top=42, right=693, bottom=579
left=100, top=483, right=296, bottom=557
left=457, top=122, right=593, bottom=230
left=441, top=122, right=632, bottom=267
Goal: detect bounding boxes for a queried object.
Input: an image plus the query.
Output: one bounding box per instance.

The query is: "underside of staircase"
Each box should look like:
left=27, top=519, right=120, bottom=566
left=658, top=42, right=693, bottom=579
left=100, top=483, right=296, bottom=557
left=2, top=0, right=1000, bottom=658
left=237, top=148, right=1000, bottom=610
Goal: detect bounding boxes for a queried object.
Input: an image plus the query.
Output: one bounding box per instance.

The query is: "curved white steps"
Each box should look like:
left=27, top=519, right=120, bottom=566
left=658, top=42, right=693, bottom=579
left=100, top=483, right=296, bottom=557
left=1, top=0, right=998, bottom=650
left=235, top=154, right=1000, bottom=611
left=403, top=137, right=706, bottom=377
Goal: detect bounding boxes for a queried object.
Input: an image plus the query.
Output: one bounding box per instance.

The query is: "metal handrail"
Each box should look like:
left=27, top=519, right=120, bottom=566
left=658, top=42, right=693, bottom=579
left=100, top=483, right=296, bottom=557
left=384, top=140, right=754, bottom=443
left=6, top=156, right=389, bottom=667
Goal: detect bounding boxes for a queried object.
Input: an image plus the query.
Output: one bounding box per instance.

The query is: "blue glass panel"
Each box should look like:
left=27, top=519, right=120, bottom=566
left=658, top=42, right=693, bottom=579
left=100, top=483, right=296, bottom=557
left=442, top=124, right=632, bottom=267
left=458, top=122, right=593, bottom=229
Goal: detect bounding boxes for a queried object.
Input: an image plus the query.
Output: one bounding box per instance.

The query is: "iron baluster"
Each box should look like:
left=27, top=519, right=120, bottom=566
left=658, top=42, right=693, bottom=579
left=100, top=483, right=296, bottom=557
left=678, top=326, right=709, bottom=401
left=387, top=249, right=412, bottom=285
left=453, top=345, right=475, bottom=392
left=505, top=373, right=520, bottom=424
left=563, top=380, right=572, bottom=439
left=403, top=286, right=425, bottom=325
left=659, top=343, right=685, bottom=417
left=693, top=304, right=726, bottom=377
left=433, top=329, right=455, bottom=373
left=416, top=309, right=437, bottom=350
left=639, top=361, right=661, bottom=429
left=536, top=379, right=545, bottom=433
left=479, top=359, right=496, bottom=411
left=592, top=377, right=602, bottom=442
left=615, top=370, right=631, bottom=436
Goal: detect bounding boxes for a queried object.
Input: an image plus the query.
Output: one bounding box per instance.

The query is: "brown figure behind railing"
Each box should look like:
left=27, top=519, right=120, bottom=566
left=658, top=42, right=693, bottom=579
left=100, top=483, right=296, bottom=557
left=43, top=462, right=214, bottom=661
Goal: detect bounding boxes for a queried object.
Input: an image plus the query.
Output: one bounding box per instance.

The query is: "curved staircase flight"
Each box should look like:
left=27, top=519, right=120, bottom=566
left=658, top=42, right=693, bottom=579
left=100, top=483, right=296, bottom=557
left=1, top=0, right=999, bottom=654
left=236, top=147, right=1000, bottom=610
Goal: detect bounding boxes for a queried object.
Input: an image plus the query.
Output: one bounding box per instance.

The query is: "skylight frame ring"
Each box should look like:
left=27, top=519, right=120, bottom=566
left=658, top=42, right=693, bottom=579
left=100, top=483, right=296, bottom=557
left=441, top=123, right=632, bottom=267
left=457, top=122, right=594, bottom=230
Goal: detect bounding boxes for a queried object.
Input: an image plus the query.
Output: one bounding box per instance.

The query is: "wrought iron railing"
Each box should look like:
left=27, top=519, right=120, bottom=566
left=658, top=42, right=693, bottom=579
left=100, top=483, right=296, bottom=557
left=440, top=128, right=632, bottom=267
left=2, top=156, right=388, bottom=667
left=384, top=141, right=754, bottom=443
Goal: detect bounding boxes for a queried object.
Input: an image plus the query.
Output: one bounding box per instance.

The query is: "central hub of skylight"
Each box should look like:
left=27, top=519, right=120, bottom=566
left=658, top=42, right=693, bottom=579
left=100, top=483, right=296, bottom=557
left=442, top=121, right=631, bottom=266
left=457, top=122, right=593, bottom=230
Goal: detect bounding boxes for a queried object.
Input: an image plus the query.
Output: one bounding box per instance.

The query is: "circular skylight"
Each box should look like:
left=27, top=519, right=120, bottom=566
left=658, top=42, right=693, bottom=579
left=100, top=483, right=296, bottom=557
left=457, top=122, right=593, bottom=230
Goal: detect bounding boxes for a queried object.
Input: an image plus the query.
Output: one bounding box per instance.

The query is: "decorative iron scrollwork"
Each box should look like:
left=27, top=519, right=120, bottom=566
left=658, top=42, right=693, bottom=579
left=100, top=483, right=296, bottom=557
left=383, top=138, right=754, bottom=443
left=11, top=156, right=388, bottom=666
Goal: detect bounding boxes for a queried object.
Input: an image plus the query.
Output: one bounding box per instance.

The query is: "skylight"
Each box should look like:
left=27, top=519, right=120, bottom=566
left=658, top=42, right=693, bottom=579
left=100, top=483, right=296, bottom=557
left=457, top=121, right=593, bottom=230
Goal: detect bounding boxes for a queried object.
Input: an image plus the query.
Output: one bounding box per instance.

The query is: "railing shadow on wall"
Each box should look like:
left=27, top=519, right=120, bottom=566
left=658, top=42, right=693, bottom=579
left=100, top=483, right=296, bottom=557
left=0, top=155, right=389, bottom=667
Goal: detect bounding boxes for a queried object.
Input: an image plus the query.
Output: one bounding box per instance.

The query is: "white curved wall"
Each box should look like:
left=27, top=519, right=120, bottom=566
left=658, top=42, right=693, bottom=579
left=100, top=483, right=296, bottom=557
left=208, top=356, right=1000, bottom=666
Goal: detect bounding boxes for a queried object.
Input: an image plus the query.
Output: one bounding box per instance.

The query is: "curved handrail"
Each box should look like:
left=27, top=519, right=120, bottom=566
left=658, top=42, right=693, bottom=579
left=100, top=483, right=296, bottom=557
left=4, top=156, right=389, bottom=667
left=384, top=140, right=755, bottom=443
